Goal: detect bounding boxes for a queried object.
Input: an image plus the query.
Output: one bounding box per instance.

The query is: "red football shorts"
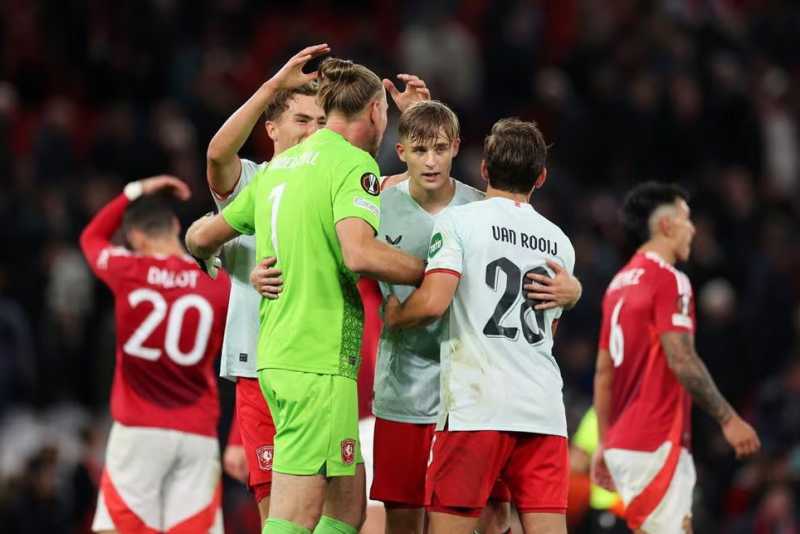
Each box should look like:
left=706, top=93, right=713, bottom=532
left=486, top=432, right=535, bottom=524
left=236, top=377, right=276, bottom=502
left=426, top=430, right=568, bottom=517
left=370, top=418, right=436, bottom=507
left=371, top=418, right=512, bottom=508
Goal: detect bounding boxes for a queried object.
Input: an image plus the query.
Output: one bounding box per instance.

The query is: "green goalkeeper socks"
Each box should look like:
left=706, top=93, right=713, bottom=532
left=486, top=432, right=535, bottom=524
left=312, top=515, right=358, bottom=534
left=263, top=518, right=312, bottom=534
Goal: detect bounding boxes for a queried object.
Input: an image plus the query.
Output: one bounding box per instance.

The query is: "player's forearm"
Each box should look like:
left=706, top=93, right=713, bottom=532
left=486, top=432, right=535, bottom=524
left=662, top=332, right=734, bottom=425
left=386, top=289, right=442, bottom=329
left=79, top=193, right=129, bottom=261
left=185, top=214, right=239, bottom=259
left=207, top=81, right=278, bottom=195
left=564, top=275, right=582, bottom=310
left=593, top=351, right=613, bottom=444
left=348, top=239, right=425, bottom=286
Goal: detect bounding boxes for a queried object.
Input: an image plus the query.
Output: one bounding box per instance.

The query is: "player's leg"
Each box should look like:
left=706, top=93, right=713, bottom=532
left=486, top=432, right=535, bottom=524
left=314, top=375, right=368, bottom=533
left=92, top=423, right=177, bottom=533
left=426, top=430, right=513, bottom=534
left=519, top=512, right=566, bottom=534
left=162, top=430, right=223, bottom=533
left=237, top=376, right=277, bottom=522
left=503, top=434, right=569, bottom=534
left=258, top=369, right=342, bottom=532
left=371, top=418, right=436, bottom=534
left=318, top=463, right=367, bottom=531
left=477, top=480, right=512, bottom=534
left=268, top=472, right=327, bottom=531
left=428, top=511, right=480, bottom=534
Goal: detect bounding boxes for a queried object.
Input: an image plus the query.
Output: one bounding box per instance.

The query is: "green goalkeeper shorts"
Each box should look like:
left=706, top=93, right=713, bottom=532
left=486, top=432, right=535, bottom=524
left=258, top=368, right=362, bottom=477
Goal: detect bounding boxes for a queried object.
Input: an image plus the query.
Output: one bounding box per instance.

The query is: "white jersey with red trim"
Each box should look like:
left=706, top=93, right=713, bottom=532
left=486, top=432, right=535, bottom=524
left=212, top=158, right=268, bottom=380
left=426, top=197, right=574, bottom=436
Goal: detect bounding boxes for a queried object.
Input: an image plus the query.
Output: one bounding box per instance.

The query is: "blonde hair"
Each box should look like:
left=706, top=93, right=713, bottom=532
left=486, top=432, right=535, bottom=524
left=398, top=100, right=460, bottom=145
left=317, top=57, right=384, bottom=118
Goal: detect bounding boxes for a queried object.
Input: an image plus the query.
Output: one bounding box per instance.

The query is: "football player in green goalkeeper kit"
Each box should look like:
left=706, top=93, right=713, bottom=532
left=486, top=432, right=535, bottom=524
left=186, top=53, right=426, bottom=534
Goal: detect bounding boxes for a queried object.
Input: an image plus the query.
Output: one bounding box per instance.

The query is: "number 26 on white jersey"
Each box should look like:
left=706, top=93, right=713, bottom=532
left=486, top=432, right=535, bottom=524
left=123, top=288, right=214, bottom=366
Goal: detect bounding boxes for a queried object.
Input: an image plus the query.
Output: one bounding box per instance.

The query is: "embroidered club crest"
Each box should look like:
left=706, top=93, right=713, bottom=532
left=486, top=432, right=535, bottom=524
left=341, top=439, right=356, bottom=465
left=256, top=445, right=273, bottom=471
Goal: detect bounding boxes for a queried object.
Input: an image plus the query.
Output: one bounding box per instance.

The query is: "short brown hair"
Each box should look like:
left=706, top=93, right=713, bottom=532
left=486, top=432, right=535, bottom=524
left=317, top=57, right=383, bottom=118
left=263, top=81, right=319, bottom=122
left=483, top=118, right=548, bottom=194
left=398, top=100, right=460, bottom=145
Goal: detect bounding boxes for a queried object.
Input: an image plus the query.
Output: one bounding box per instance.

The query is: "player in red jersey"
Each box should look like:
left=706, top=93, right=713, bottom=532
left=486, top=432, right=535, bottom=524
left=592, top=182, right=760, bottom=533
left=80, top=175, right=231, bottom=534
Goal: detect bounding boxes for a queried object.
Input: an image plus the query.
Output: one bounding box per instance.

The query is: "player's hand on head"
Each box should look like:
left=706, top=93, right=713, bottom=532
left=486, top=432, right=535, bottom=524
left=223, top=445, right=249, bottom=484
left=524, top=260, right=582, bottom=310
left=267, top=43, right=330, bottom=91
left=590, top=448, right=616, bottom=492
left=249, top=257, right=283, bottom=299
left=722, top=414, right=761, bottom=459
left=383, top=74, right=431, bottom=113
left=140, top=175, right=191, bottom=200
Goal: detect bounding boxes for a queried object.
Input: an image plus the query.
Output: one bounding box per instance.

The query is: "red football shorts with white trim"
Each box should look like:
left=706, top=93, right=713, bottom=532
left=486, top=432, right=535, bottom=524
left=426, top=430, right=568, bottom=517
left=236, top=376, right=276, bottom=502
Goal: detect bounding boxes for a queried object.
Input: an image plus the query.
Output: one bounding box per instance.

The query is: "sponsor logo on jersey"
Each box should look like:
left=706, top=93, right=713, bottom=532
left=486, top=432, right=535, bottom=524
left=385, top=234, right=402, bottom=245
left=360, top=173, right=380, bottom=196
left=256, top=445, right=274, bottom=471
left=428, top=232, right=443, bottom=258
left=340, top=438, right=356, bottom=465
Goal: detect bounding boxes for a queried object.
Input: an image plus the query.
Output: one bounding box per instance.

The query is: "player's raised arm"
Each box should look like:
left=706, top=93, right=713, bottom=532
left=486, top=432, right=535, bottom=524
left=336, top=218, right=424, bottom=286
left=661, top=332, right=761, bottom=458
left=80, top=176, right=190, bottom=275
left=206, top=43, right=330, bottom=197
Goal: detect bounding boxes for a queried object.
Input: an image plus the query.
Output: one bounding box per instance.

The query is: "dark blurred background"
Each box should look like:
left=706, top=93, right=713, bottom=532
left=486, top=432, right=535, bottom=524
left=0, top=0, right=799, bottom=532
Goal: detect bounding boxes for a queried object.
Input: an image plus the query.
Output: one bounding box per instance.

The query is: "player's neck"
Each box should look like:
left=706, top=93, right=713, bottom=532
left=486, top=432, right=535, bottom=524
left=638, top=239, right=677, bottom=265
left=409, top=176, right=455, bottom=215
left=137, top=237, right=185, bottom=258
left=325, top=118, right=374, bottom=155
left=485, top=185, right=530, bottom=205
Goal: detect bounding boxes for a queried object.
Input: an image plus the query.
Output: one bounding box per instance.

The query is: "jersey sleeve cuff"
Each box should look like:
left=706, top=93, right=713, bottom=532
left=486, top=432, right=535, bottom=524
left=425, top=268, right=462, bottom=279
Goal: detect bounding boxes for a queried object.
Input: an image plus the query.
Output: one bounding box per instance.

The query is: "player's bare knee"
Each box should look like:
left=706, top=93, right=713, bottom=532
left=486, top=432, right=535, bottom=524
left=682, top=514, right=693, bottom=533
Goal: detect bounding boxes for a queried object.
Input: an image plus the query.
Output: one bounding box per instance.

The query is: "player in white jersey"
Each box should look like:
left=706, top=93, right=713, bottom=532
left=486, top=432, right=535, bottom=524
left=371, top=101, right=581, bottom=534
left=384, top=118, right=575, bottom=534
left=205, top=44, right=329, bottom=521
left=207, top=43, right=433, bottom=526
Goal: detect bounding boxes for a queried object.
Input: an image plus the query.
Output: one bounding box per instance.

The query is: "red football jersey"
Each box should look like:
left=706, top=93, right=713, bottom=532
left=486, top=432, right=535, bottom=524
left=599, top=251, right=695, bottom=451
left=81, top=194, right=230, bottom=437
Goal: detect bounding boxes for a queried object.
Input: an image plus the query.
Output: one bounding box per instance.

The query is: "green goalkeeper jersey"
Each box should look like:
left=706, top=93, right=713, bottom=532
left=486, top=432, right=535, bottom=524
left=222, top=128, right=381, bottom=380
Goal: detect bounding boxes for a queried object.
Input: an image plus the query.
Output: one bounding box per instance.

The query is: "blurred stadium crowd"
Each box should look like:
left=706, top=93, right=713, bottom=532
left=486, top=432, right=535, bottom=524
left=0, top=1, right=799, bottom=532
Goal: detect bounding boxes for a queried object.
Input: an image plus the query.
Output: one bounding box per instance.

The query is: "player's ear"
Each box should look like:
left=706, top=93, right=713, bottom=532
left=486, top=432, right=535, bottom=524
left=265, top=121, right=279, bottom=143
left=451, top=137, right=461, bottom=158
left=396, top=141, right=407, bottom=163
left=126, top=228, right=145, bottom=252
left=480, top=159, right=489, bottom=184
left=172, top=216, right=181, bottom=236
left=534, top=168, right=548, bottom=189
